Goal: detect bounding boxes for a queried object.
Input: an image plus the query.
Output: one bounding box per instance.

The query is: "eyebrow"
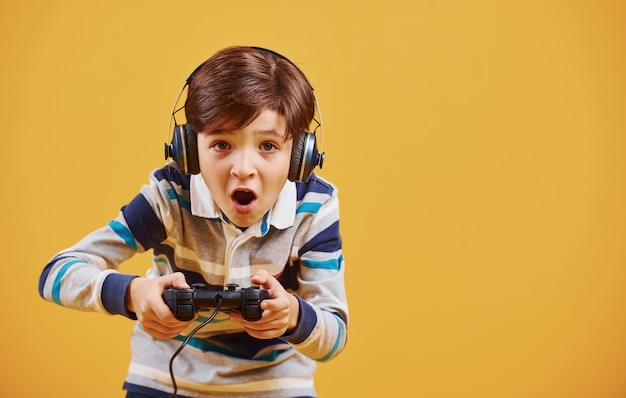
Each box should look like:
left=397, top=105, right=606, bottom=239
left=257, top=129, right=287, bottom=140
left=206, top=128, right=286, bottom=139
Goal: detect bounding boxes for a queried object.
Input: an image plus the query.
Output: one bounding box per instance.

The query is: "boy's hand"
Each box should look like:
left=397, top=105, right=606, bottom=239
left=125, top=272, right=196, bottom=339
left=229, top=270, right=300, bottom=339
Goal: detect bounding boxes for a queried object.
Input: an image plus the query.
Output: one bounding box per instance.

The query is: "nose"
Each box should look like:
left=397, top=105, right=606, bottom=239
left=230, top=150, right=257, bottom=179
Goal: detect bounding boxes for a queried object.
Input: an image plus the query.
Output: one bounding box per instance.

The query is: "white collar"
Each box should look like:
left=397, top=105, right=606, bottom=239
left=190, top=174, right=296, bottom=230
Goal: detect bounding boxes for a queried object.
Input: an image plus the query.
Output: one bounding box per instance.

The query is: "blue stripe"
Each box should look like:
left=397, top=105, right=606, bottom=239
left=153, top=165, right=192, bottom=189
left=301, top=254, right=343, bottom=270
left=296, top=202, right=322, bottom=214
left=295, top=175, right=334, bottom=200
left=52, top=259, right=86, bottom=304
left=300, top=221, right=342, bottom=254
left=122, top=194, right=166, bottom=249
left=317, top=314, right=343, bottom=362
left=261, top=212, right=269, bottom=235
left=166, top=188, right=191, bottom=212
left=108, top=220, right=137, bottom=251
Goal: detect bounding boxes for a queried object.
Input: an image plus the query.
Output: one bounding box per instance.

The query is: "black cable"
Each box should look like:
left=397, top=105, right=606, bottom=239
left=168, top=297, right=223, bottom=398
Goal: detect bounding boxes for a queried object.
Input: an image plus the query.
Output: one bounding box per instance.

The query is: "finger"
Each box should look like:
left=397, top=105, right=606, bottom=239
left=152, top=291, right=192, bottom=322
left=154, top=304, right=188, bottom=322
left=242, top=316, right=287, bottom=331
left=167, top=272, right=190, bottom=289
left=143, top=322, right=186, bottom=340
left=229, top=311, right=243, bottom=323
left=250, top=269, right=274, bottom=288
left=142, top=313, right=195, bottom=333
left=242, top=322, right=288, bottom=339
left=251, top=270, right=285, bottom=299
left=261, top=296, right=291, bottom=312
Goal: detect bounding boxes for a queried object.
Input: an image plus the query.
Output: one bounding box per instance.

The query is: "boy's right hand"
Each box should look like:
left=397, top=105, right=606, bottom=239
left=125, top=272, right=196, bottom=339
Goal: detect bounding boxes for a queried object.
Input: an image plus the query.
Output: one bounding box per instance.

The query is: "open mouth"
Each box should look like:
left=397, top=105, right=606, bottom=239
left=232, top=190, right=256, bottom=206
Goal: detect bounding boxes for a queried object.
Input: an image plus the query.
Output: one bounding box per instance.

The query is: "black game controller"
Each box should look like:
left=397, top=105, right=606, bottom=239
left=163, top=283, right=269, bottom=322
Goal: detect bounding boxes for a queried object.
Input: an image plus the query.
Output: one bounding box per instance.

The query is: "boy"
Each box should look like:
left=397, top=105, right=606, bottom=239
left=38, top=46, right=348, bottom=398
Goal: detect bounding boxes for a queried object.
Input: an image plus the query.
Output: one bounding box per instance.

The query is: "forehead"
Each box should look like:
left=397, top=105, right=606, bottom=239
left=203, top=109, right=288, bottom=138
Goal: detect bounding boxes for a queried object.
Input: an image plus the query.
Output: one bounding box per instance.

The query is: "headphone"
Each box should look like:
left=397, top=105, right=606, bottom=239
left=164, top=47, right=325, bottom=182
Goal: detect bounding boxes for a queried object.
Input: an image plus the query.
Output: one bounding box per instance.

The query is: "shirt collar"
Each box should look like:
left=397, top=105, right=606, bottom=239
left=190, top=174, right=296, bottom=230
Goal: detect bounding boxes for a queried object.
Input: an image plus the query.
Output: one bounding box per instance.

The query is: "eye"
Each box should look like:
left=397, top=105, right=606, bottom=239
left=261, top=142, right=278, bottom=152
left=211, top=141, right=230, bottom=151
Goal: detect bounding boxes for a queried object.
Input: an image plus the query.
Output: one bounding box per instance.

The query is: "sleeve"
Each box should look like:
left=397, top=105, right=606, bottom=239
left=280, top=182, right=349, bottom=362
left=37, top=168, right=174, bottom=319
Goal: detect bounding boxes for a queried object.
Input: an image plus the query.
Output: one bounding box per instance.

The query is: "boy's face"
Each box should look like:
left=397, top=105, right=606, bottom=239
left=197, top=109, right=292, bottom=228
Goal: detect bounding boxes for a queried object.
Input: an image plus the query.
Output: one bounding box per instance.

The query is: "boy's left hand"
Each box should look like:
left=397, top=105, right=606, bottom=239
left=229, top=269, right=299, bottom=339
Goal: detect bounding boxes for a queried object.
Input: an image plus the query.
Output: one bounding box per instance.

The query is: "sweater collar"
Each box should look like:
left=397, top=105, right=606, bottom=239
left=189, top=174, right=296, bottom=231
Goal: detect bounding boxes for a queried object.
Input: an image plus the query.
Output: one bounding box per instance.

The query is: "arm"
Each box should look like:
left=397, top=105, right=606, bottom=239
left=38, top=221, right=195, bottom=338
left=288, top=182, right=348, bottom=362
left=38, top=215, right=144, bottom=317
left=38, top=167, right=195, bottom=331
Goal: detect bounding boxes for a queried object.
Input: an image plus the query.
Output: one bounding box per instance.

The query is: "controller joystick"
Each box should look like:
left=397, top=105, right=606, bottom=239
left=163, top=283, right=269, bottom=322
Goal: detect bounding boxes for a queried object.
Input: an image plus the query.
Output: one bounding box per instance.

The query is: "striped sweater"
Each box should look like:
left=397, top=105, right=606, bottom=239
left=38, top=165, right=348, bottom=397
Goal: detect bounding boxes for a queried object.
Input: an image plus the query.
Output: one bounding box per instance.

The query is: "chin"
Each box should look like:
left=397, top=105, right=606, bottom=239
left=230, top=214, right=258, bottom=229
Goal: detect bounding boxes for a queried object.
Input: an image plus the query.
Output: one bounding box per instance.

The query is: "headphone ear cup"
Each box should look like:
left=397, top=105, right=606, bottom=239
left=166, top=124, right=200, bottom=174
left=288, top=133, right=306, bottom=182
left=289, top=132, right=324, bottom=182
left=183, top=125, right=200, bottom=175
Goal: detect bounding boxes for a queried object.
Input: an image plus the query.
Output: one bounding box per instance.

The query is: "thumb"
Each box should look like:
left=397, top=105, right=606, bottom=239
left=251, top=269, right=278, bottom=290
left=162, top=272, right=190, bottom=289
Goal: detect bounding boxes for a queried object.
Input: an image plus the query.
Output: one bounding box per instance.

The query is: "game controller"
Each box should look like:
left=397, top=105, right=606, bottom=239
left=163, top=283, right=269, bottom=322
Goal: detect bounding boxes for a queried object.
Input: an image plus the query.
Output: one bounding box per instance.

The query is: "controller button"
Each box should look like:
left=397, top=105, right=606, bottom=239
left=245, top=290, right=261, bottom=300
left=178, top=304, right=194, bottom=320
left=179, top=292, right=193, bottom=300
left=245, top=305, right=261, bottom=321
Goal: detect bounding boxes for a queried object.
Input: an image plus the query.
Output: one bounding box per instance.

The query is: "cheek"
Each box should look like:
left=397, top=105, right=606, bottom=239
left=268, top=152, right=291, bottom=181
left=267, top=159, right=291, bottom=193
left=198, top=148, right=223, bottom=173
left=198, top=155, right=228, bottom=194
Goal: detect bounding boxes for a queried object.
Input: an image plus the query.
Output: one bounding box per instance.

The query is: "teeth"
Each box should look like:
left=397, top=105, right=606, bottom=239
left=233, top=191, right=255, bottom=205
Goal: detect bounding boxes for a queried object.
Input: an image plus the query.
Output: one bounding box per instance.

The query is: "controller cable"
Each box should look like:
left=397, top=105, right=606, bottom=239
left=168, top=296, right=223, bottom=398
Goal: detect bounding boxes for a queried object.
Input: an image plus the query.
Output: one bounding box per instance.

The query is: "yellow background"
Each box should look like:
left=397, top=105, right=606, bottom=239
left=2, top=1, right=626, bottom=397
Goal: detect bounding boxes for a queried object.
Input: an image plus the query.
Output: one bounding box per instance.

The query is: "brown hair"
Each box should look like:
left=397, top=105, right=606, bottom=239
left=185, top=46, right=316, bottom=141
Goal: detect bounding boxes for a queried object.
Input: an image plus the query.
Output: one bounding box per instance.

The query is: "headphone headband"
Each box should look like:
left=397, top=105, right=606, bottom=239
left=164, top=46, right=325, bottom=182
